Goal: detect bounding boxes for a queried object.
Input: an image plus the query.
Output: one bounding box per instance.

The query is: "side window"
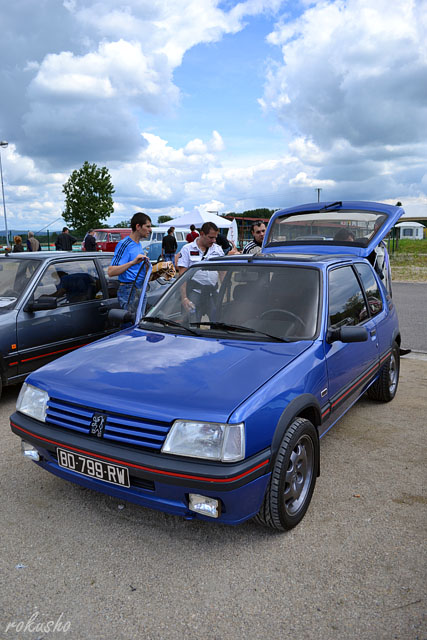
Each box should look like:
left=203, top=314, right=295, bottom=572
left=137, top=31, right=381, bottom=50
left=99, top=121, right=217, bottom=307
left=328, top=266, right=366, bottom=328
left=176, top=232, right=184, bottom=241
left=33, top=260, right=102, bottom=305
left=98, top=257, right=118, bottom=299
left=355, top=262, right=383, bottom=317
left=110, top=233, right=122, bottom=242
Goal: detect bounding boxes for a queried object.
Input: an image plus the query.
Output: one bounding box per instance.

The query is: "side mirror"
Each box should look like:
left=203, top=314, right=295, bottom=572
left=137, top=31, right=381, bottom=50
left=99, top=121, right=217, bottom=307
left=108, top=308, right=134, bottom=327
left=25, top=296, right=57, bottom=312
left=327, top=325, right=368, bottom=344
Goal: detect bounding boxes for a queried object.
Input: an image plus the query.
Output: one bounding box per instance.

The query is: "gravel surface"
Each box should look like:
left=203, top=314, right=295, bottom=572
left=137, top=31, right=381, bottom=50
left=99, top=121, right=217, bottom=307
left=1, top=355, right=426, bottom=640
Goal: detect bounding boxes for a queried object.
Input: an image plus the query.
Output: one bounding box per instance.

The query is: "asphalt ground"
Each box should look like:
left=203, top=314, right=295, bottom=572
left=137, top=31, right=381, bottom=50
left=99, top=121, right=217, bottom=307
left=392, top=282, right=427, bottom=353
left=1, top=284, right=426, bottom=640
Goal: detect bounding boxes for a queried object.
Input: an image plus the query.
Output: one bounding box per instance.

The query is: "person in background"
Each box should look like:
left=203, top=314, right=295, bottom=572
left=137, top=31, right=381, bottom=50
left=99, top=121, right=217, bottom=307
left=12, top=235, right=24, bottom=252
left=243, top=221, right=266, bottom=255
left=161, top=227, right=178, bottom=263
left=334, top=228, right=355, bottom=242
left=215, top=231, right=232, bottom=255
left=55, top=227, right=77, bottom=251
left=84, top=229, right=97, bottom=252
left=27, top=231, right=41, bottom=251
left=186, top=224, right=199, bottom=243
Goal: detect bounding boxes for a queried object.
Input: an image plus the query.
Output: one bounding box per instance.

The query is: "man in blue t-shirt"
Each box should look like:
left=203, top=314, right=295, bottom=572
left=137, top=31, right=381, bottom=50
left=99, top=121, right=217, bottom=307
left=108, top=212, right=152, bottom=311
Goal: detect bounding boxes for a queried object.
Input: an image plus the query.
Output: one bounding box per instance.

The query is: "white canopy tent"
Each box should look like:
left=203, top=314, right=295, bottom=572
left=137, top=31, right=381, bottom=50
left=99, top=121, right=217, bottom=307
left=158, top=211, right=233, bottom=229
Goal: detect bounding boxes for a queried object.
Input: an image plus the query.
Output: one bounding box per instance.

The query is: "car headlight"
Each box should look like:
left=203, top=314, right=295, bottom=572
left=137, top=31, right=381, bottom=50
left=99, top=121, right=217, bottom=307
left=162, top=420, right=245, bottom=462
left=16, top=383, right=49, bottom=422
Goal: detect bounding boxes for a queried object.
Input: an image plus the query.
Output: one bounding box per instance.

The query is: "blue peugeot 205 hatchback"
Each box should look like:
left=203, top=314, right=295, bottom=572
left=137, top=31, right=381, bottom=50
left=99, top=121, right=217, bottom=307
left=10, top=201, right=402, bottom=531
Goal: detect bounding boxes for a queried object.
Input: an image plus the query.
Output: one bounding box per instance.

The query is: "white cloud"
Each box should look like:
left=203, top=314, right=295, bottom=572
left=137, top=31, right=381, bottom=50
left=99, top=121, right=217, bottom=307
left=263, top=0, right=427, bottom=148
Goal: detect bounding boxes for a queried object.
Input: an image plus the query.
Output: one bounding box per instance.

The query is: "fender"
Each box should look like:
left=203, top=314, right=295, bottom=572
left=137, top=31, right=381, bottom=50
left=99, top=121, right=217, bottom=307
left=271, top=393, right=322, bottom=476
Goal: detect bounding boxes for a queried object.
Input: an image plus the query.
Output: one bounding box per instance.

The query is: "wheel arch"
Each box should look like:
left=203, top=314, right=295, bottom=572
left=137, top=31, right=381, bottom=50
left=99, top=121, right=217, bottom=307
left=271, top=394, right=322, bottom=476
left=392, top=329, right=401, bottom=347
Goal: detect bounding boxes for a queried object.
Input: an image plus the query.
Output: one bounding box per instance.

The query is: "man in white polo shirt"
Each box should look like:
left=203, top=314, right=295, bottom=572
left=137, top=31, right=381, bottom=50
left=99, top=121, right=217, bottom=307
left=177, top=221, right=224, bottom=321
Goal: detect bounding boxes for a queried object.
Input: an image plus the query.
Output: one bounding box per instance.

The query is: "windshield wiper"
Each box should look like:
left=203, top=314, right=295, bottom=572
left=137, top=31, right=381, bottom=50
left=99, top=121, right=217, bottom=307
left=320, top=201, right=342, bottom=211
left=191, top=321, right=289, bottom=342
left=140, top=315, right=200, bottom=336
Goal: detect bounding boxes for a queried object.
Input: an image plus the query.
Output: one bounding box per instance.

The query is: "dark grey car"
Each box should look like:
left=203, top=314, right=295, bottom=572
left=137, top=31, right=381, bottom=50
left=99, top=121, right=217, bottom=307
left=0, top=251, right=171, bottom=398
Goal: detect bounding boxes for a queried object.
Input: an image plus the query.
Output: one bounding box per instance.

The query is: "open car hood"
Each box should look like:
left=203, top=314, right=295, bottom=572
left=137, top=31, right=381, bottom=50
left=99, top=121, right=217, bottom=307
left=262, top=201, right=404, bottom=259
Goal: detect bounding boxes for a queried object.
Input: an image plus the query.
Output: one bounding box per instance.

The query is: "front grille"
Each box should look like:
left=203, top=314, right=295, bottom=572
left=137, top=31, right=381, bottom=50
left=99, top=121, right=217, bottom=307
left=46, top=397, right=170, bottom=452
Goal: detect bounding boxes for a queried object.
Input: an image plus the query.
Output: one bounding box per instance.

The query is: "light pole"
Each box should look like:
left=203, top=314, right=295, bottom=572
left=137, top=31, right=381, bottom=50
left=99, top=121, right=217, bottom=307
left=0, top=141, right=9, bottom=248
left=315, top=188, right=322, bottom=203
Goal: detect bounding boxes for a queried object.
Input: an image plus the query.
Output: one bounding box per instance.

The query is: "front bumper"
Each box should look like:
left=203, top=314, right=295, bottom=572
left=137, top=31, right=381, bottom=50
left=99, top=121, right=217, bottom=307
left=10, top=413, right=271, bottom=525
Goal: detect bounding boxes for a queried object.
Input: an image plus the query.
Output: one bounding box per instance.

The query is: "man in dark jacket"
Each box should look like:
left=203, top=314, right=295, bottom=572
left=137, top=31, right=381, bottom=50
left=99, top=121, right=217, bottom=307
left=161, top=227, right=178, bottom=263
left=84, top=230, right=97, bottom=251
left=55, top=227, right=77, bottom=251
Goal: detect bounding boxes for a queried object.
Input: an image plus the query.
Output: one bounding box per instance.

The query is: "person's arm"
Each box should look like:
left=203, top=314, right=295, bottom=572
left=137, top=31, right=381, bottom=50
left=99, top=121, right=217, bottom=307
left=107, top=254, right=148, bottom=278
left=177, top=268, right=194, bottom=312
left=176, top=248, right=194, bottom=311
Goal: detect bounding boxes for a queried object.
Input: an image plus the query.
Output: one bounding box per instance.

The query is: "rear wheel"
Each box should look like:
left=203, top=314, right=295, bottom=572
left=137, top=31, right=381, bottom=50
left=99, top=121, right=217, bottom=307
left=367, top=342, right=400, bottom=402
left=255, top=417, right=318, bottom=531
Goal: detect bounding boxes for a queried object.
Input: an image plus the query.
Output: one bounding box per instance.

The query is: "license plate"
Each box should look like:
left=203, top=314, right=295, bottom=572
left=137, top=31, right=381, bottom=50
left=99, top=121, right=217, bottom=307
left=57, top=448, right=130, bottom=487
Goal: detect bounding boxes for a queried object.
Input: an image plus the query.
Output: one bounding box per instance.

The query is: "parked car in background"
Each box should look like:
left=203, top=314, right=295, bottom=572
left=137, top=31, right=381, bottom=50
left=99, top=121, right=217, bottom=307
left=140, top=227, right=191, bottom=263
left=81, top=229, right=131, bottom=252
left=10, top=201, right=402, bottom=530
left=0, top=252, right=170, bottom=399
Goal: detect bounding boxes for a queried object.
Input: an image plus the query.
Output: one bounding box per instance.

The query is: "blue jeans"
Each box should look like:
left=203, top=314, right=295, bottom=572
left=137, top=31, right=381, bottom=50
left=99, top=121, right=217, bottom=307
left=163, top=253, right=175, bottom=263
left=118, top=283, right=144, bottom=315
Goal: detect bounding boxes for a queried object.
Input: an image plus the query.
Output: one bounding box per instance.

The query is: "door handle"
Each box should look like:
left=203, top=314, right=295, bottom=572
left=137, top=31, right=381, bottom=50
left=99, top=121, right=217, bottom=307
left=370, top=328, right=376, bottom=337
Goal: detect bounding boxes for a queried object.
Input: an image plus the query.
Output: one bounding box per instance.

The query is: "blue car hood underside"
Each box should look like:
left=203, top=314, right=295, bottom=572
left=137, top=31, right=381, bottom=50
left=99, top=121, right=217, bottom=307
left=29, top=329, right=311, bottom=423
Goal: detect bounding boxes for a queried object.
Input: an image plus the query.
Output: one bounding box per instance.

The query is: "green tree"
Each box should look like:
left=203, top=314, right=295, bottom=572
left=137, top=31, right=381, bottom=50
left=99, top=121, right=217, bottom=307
left=157, top=215, right=173, bottom=224
left=114, top=220, right=131, bottom=228
left=62, top=161, right=115, bottom=235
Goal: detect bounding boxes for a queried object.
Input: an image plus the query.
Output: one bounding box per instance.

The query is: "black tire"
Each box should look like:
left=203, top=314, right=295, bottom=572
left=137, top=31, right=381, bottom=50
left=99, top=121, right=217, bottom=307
left=255, top=417, right=319, bottom=531
left=366, top=342, right=400, bottom=402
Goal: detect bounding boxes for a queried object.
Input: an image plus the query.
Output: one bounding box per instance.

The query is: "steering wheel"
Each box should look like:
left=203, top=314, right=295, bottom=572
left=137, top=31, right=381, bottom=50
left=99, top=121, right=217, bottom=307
left=260, top=308, right=306, bottom=331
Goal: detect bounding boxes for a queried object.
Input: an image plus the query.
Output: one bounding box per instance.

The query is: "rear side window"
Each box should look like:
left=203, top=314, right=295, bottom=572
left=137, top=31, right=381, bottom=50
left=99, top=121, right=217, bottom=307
left=355, top=262, right=383, bottom=317
left=328, top=266, right=366, bottom=328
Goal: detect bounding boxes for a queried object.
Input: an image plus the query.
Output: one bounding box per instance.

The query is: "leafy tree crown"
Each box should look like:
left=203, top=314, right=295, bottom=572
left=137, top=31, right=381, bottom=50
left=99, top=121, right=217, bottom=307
left=62, top=161, right=115, bottom=235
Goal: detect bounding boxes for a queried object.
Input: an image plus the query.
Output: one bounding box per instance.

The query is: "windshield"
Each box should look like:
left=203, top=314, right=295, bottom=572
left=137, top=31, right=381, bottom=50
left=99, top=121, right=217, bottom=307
left=94, top=231, right=109, bottom=242
left=267, top=210, right=387, bottom=247
left=141, top=263, right=320, bottom=341
left=0, top=258, right=41, bottom=309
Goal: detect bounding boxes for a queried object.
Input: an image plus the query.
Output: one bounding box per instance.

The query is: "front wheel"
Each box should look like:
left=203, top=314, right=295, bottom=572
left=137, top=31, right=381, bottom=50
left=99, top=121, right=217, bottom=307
left=366, top=342, right=400, bottom=402
left=255, top=417, right=319, bottom=531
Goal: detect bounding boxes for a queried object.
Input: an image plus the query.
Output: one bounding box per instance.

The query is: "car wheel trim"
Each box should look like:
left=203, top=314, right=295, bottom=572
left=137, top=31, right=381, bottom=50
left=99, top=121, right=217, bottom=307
left=283, top=435, right=315, bottom=516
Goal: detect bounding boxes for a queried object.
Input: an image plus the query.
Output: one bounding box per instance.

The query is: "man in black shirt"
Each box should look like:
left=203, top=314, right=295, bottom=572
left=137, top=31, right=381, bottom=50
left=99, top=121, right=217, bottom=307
left=161, top=227, right=178, bottom=263
left=84, top=229, right=97, bottom=251
left=55, top=227, right=77, bottom=251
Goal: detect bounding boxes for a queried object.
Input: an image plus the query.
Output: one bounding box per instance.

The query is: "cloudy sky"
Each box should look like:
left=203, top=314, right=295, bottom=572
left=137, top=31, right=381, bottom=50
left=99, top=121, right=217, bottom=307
left=1, top=0, right=426, bottom=232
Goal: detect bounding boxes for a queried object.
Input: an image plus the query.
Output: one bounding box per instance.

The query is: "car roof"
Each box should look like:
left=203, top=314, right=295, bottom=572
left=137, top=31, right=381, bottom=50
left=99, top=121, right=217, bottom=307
left=263, top=200, right=403, bottom=258
left=0, top=251, right=114, bottom=260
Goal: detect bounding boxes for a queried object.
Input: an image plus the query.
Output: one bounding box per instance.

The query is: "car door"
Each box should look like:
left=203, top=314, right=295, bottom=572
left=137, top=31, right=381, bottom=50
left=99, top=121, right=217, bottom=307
left=324, top=264, right=379, bottom=419
left=16, top=258, right=113, bottom=376
left=353, top=261, right=396, bottom=365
